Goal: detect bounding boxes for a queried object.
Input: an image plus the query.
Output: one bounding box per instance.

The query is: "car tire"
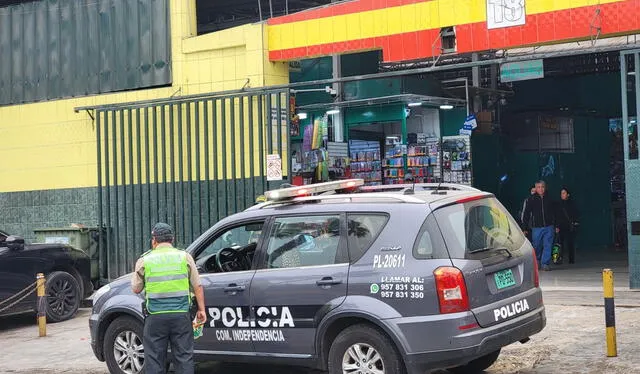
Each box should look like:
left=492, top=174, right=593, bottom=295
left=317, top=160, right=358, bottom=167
left=328, top=324, right=405, bottom=374
left=449, top=349, right=501, bottom=374
left=45, top=271, right=81, bottom=323
left=104, top=316, right=145, bottom=374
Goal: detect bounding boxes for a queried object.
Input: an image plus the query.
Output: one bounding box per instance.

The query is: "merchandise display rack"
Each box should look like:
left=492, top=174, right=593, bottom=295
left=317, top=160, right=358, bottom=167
left=349, top=140, right=382, bottom=186
left=383, top=139, right=442, bottom=184
left=441, top=135, right=473, bottom=185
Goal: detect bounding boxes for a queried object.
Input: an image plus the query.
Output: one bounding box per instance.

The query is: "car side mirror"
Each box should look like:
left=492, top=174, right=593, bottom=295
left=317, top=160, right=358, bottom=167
left=6, top=235, right=25, bottom=251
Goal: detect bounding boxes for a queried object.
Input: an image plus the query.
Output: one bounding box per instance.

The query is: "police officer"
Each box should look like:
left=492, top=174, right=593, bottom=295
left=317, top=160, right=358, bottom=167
left=131, top=223, right=206, bottom=374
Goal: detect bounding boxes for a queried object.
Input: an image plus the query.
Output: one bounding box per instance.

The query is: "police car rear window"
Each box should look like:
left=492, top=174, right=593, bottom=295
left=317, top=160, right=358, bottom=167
left=433, top=197, right=525, bottom=259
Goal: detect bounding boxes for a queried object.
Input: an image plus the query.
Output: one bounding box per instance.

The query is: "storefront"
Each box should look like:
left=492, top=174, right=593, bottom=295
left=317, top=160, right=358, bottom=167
left=267, top=0, right=640, bottom=287
left=289, top=94, right=472, bottom=188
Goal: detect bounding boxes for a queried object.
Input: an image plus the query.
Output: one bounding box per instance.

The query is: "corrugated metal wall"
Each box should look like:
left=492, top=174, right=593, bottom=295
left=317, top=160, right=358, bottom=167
left=0, top=0, right=171, bottom=106
left=94, top=90, right=291, bottom=280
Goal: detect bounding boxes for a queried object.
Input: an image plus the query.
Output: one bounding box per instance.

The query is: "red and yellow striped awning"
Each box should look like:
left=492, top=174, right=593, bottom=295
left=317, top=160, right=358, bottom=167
left=267, top=0, right=639, bottom=62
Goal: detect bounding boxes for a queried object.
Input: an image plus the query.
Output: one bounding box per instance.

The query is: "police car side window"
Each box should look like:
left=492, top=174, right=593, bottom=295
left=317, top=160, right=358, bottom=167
left=347, top=214, right=389, bottom=263
left=196, top=222, right=264, bottom=261
left=413, top=214, right=448, bottom=259
left=265, top=215, right=343, bottom=269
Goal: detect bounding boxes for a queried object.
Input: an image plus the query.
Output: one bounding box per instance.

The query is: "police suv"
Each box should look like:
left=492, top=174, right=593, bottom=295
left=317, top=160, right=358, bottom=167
left=89, top=179, right=546, bottom=374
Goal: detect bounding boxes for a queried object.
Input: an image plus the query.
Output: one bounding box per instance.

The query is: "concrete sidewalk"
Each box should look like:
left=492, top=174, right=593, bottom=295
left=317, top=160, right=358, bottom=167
left=539, top=252, right=640, bottom=307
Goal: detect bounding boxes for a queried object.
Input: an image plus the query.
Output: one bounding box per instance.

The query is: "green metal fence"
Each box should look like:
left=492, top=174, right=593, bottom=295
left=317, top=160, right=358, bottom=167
left=94, top=90, right=290, bottom=281
left=0, top=0, right=171, bottom=106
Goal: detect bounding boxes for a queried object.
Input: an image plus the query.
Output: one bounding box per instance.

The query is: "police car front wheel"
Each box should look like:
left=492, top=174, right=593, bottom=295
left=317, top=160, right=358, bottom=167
left=328, top=324, right=405, bottom=374
left=104, top=316, right=145, bottom=374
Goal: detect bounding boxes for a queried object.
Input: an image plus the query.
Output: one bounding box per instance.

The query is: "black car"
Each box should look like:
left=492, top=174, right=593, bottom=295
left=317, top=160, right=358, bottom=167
left=0, top=229, right=93, bottom=322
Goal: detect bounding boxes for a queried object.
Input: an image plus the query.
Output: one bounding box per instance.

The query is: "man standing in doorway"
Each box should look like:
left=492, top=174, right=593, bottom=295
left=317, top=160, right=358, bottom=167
left=520, top=185, right=536, bottom=242
left=131, top=223, right=206, bottom=374
left=522, top=181, right=556, bottom=271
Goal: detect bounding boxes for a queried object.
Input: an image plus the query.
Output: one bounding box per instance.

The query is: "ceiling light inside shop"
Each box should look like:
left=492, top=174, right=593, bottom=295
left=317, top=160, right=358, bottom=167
left=408, top=102, right=423, bottom=107
left=326, top=109, right=340, bottom=115
left=440, top=104, right=454, bottom=110
left=297, top=112, right=308, bottom=120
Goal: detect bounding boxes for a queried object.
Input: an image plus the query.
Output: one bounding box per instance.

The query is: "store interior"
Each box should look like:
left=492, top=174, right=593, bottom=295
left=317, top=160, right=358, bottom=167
left=290, top=102, right=472, bottom=187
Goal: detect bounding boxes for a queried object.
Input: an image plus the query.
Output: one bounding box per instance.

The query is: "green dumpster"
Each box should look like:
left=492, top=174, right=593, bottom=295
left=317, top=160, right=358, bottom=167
left=33, top=226, right=103, bottom=282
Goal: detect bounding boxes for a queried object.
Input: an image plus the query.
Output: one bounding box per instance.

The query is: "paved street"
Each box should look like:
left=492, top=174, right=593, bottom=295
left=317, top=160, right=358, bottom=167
left=1, top=259, right=639, bottom=374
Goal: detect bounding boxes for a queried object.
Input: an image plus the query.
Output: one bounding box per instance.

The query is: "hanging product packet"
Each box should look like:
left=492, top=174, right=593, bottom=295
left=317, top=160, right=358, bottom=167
left=193, top=317, right=205, bottom=340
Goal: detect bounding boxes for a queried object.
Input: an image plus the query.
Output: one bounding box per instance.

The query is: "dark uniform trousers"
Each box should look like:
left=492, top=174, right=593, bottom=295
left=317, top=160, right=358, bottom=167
left=143, top=312, right=194, bottom=374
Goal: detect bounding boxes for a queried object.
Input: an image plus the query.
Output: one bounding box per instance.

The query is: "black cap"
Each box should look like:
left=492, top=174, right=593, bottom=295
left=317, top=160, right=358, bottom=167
left=151, top=223, right=174, bottom=242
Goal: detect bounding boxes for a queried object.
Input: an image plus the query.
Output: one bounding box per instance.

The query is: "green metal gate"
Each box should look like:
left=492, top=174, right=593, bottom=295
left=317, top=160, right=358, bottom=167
left=93, top=90, right=290, bottom=281
left=620, top=50, right=640, bottom=289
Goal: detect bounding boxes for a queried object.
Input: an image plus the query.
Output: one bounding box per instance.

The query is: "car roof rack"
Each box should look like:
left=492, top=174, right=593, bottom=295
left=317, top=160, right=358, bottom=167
left=258, top=193, right=427, bottom=208
left=357, top=183, right=480, bottom=193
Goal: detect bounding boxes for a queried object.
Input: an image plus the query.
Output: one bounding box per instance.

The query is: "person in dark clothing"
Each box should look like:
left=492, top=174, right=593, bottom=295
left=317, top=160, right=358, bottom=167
left=520, top=185, right=536, bottom=242
left=556, top=187, right=579, bottom=264
left=522, top=180, right=556, bottom=271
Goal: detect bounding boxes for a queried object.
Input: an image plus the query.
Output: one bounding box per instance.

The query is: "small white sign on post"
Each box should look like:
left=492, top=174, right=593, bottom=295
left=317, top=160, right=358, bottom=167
left=266, top=154, right=283, bottom=181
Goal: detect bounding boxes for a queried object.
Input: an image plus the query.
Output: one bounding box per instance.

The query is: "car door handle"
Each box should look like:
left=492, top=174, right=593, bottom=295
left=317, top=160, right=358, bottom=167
left=316, top=277, right=342, bottom=286
left=224, top=284, right=246, bottom=293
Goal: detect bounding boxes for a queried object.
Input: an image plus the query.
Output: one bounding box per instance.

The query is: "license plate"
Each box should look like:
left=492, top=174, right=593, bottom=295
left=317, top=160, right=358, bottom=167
left=494, top=269, right=516, bottom=290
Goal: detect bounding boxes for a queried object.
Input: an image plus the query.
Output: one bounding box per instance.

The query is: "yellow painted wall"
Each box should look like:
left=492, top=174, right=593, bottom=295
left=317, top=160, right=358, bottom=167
left=0, top=0, right=289, bottom=193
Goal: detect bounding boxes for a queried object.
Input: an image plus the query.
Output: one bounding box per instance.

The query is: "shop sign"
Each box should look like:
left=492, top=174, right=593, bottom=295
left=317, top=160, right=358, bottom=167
left=459, top=115, right=477, bottom=136
left=266, top=154, right=283, bottom=181
left=487, top=0, right=526, bottom=30
left=500, top=60, right=544, bottom=83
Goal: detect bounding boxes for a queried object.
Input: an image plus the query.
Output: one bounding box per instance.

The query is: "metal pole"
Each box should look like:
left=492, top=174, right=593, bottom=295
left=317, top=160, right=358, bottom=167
left=402, top=106, right=408, bottom=178
left=128, top=110, right=136, bottom=261
left=221, top=99, right=229, bottom=217
left=119, top=110, right=127, bottom=274
left=203, top=100, right=211, bottom=226
left=258, top=0, right=263, bottom=21
left=212, top=100, right=219, bottom=221
left=111, top=111, right=120, bottom=277
left=269, top=0, right=273, bottom=18
left=620, top=53, right=630, bottom=173
left=95, top=112, right=104, bottom=281
left=635, top=53, right=640, bottom=140
left=603, top=269, right=617, bottom=357
left=465, top=78, right=470, bottom=116
left=36, top=273, right=46, bottom=337
left=104, top=112, right=111, bottom=280
left=632, top=52, right=640, bottom=290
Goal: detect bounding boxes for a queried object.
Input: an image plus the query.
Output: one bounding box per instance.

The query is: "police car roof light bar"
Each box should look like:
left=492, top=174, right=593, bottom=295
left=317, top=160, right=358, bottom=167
left=265, top=179, right=365, bottom=201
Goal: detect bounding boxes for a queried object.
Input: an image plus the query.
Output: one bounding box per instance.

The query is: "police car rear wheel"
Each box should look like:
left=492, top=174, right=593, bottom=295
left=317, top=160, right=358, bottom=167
left=449, top=349, right=501, bottom=374
left=328, top=324, right=405, bottom=374
left=104, top=316, right=145, bottom=374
